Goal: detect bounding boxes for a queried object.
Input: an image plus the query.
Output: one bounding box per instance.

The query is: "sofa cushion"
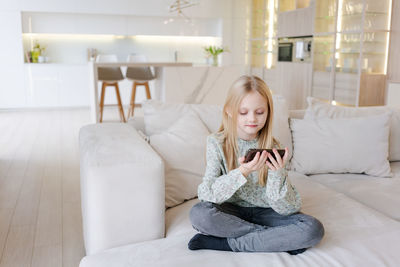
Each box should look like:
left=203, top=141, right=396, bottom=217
left=79, top=171, right=400, bottom=267
left=308, top=161, right=400, bottom=221
left=304, top=96, right=400, bottom=161
left=150, top=111, right=210, bottom=208
left=290, top=113, right=392, bottom=177
left=142, top=95, right=293, bottom=157
left=165, top=198, right=199, bottom=238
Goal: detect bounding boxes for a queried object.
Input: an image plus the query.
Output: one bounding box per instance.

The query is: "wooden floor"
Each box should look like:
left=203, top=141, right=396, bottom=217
left=0, top=108, right=126, bottom=267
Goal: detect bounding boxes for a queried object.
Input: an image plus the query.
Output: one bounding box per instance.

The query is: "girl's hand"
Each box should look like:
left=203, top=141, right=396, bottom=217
left=266, top=147, right=289, bottom=171
left=238, top=150, right=268, bottom=177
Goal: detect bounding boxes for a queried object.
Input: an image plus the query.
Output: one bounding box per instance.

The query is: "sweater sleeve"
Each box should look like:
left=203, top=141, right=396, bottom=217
left=265, top=168, right=302, bottom=215
left=197, top=135, right=247, bottom=204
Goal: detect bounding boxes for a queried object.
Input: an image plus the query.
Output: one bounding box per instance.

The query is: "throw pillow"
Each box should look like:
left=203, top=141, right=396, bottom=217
left=142, top=95, right=293, bottom=156
left=290, top=113, right=392, bottom=177
left=149, top=111, right=210, bottom=208
left=142, top=100, right=222, bottom=135
left=304, top=96, right=400, bottom=161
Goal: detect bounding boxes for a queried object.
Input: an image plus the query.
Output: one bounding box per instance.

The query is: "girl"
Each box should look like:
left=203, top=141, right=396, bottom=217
left=188, top=75, right=324, bottom=255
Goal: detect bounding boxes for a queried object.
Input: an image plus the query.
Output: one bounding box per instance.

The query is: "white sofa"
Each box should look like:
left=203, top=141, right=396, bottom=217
left=78, top=98, right=400, bottom=267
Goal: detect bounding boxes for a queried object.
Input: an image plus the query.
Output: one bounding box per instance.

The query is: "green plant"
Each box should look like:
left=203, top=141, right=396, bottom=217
left=33, top=41, right=46, bottom=55
left=204, top=45, right=229, bottom=66
left=30, top=41, right=46, bottom=63
left=203, top=45, right=229, bottom=57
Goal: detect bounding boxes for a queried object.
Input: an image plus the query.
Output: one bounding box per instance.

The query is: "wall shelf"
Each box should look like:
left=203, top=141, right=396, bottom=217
left=311, top=0, right=392, bottom=106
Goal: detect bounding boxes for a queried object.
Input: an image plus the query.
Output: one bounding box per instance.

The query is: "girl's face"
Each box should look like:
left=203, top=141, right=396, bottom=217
left=236, top=90, right=268, bottom=140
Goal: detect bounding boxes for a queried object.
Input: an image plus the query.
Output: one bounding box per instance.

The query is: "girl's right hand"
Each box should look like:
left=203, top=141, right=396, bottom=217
left=238, top=150, right=268, bottom=177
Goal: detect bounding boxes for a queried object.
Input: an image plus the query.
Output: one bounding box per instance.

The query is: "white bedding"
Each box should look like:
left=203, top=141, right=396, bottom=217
left=80, top=171, right=400, bottom=267
left=308, top=162, right=400, bottom=221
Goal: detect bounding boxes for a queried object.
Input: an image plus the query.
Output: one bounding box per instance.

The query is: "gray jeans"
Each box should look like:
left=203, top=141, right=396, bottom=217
left=189, top=201, right=324, bottom=252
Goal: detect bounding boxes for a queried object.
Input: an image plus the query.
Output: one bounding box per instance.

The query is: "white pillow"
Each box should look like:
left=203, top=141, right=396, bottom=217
left=142, top=100, right=222, bottom=135
left=149, top=111, right=210, bottom=208
left=142, top=96, right=292, bottom=155
left=290, top=113, right=392, bottom=177
left=304, top=97, right=400, bottom=161
left=191, top=105, right=223, bottom=133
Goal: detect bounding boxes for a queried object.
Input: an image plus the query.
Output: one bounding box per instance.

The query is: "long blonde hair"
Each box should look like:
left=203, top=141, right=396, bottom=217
left=218, top=75, right=277, bottom=187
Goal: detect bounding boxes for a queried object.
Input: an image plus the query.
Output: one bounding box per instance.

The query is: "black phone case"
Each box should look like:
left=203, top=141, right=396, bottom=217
left=243, top=148, right=286, bottom=163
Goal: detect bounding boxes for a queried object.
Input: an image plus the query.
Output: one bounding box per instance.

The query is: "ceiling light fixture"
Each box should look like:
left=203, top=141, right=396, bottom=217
left=164, top=0, right=199, bottom=24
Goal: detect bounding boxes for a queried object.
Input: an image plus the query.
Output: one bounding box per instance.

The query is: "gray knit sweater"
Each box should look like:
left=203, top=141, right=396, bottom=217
left=197, top=132, right=301, bottom=215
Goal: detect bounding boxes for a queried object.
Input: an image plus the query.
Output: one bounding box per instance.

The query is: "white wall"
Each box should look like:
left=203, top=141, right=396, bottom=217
left=0, top=11, right=26, bottom=108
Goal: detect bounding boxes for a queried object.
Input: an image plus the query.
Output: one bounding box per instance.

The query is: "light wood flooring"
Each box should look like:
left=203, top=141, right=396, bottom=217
left=0, top=107, right=130, bottom=267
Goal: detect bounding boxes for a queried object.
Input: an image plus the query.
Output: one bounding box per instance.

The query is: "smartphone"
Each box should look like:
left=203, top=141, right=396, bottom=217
left=243, top=148, right=286, bottom=163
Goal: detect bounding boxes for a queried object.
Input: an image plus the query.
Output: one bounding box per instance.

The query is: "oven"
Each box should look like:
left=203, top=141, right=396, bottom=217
left=278, top=36, right=313, bottom=63
left=278, top=42, right=293, bottom=62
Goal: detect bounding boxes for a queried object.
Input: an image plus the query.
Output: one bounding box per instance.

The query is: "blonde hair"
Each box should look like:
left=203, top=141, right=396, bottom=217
left=218, top=75, right=277, bottom=187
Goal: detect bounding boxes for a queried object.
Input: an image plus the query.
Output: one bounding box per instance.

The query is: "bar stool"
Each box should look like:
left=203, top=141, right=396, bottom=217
left=125, top=55, right=156, bottom=118
left=97, top=54, right=126, bottom=123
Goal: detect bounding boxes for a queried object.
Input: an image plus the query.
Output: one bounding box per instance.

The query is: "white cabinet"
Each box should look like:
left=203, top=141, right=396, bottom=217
left=22, top=13, right=128, bottom=35
left=24, top=64, right=157, bottom=108
left=21, top=12, right=222, bottom=37
left=24, top=64, right=90, bottom=107
left=26, top=66, right=58, bottom=107
left=0, top=64, right=27, bottom=108
left=277, top=5, right=314, bottom=38
left=58, top=65, right=90, bottom=106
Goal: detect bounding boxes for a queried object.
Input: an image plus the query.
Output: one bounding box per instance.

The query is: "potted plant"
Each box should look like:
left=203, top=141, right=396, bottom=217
left=31, top=42, right=46, bottom=63
left=204, top=45, right=229, bottom=66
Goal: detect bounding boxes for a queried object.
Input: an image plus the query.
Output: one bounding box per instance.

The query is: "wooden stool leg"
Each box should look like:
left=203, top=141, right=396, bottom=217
left=128, top=82, right=137, bottom=119
left=99, top=82, right=106, bottom=123
left=144, top=82, right=151, bottom=99
left=114, top=83, right=126, bottom=123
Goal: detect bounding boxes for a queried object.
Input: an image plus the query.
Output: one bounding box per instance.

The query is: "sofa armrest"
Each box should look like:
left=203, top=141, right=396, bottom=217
left=79, top=123, right=165, bottom=255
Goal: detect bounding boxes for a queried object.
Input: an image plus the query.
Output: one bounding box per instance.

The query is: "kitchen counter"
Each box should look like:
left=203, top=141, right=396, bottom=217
left=93, top=62, right=193, bottom=68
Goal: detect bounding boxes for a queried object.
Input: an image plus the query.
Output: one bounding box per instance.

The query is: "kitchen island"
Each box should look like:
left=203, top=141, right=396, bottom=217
left=89, top=62, right=244, bottom=123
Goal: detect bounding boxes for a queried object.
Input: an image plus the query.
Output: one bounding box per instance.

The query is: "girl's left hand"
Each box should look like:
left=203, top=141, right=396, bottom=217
left=266, top=147, right=289, bottom=171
